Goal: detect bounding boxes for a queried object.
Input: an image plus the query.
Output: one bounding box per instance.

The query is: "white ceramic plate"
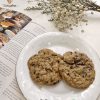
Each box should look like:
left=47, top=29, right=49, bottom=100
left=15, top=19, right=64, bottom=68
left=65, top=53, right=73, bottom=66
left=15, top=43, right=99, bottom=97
left=16, top=32, right=100, bottom=100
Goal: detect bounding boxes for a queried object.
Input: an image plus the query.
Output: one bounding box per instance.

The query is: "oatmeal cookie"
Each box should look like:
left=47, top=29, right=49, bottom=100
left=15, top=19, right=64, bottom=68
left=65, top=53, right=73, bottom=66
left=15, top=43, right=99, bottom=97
left=28, top=49, right=63, bottom=85
left=59, top=51, right=95, bottom=89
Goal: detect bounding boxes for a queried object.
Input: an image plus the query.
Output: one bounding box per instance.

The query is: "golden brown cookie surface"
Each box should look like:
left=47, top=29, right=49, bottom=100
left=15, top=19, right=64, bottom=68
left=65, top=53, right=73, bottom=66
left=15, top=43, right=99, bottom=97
left=28, top=49, right=63, bottom=85
left=59, top=51, right=95, bottom=89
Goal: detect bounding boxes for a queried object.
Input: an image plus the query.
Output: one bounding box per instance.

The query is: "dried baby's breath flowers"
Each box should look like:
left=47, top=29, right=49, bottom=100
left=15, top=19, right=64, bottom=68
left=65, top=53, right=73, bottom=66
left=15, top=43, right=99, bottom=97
left=26, top=0, right=88, bottom=31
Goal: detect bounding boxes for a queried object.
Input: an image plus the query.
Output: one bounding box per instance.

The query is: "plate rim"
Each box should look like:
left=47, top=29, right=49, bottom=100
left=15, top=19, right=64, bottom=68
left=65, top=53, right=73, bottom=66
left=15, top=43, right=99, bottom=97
left=16, top=32, right=100, bottom=100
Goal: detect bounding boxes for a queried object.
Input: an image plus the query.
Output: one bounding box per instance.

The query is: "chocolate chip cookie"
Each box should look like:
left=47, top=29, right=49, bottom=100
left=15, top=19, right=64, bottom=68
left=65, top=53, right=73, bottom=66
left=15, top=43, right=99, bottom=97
left=59, top=51, right=95, bottom=89
left=28, top=49, right=63, bottom=85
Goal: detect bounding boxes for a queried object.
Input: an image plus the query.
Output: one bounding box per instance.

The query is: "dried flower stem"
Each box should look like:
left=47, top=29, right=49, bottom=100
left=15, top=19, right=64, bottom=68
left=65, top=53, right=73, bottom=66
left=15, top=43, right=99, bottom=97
left=25, top=0, right=88, bottom=31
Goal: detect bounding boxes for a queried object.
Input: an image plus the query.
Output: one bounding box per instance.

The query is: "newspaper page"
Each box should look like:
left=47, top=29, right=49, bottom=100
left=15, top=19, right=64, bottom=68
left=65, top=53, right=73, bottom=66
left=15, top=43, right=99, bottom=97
left=0, top=8, right=47, bottom=100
